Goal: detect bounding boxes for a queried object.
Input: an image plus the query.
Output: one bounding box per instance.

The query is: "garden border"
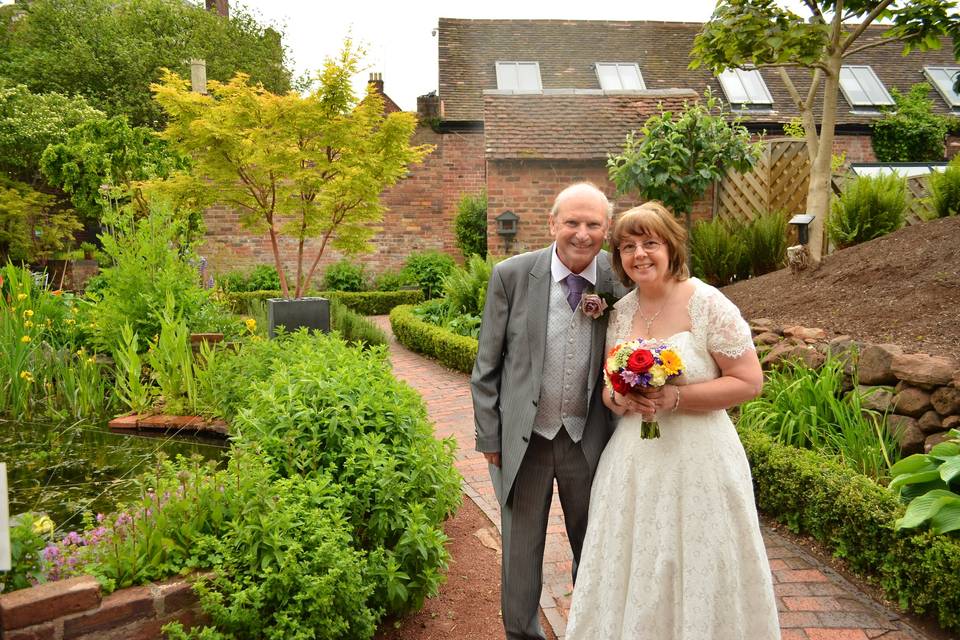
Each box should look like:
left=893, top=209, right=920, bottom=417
left=389, top=305, right=478, bottom=374
left=223, top=289, right=424, bottom=316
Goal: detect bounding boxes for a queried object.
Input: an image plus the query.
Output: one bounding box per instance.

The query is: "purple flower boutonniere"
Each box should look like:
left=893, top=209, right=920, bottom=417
left=579, top=293, right=609, bottom=320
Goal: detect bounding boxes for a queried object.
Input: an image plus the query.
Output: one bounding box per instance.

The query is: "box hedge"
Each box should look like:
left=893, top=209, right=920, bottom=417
left=223, top=289, right=423, bottom=316
left=389, top=305, right=477, bottom=374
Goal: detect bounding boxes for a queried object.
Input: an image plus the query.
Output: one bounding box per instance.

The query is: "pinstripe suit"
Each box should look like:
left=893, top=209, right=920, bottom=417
left=471, top=246, right=623, bottom=640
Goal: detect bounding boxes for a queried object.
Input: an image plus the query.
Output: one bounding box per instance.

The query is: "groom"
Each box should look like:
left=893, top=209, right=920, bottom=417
left=471, top=182, right=624, bottom=640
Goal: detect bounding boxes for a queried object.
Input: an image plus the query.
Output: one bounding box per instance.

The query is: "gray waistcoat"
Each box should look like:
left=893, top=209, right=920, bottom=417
left=532, top=278, right=593, bottom=442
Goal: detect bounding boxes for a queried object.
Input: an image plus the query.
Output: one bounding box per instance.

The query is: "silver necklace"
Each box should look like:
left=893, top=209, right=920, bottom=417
left=636, top=286, right=674, bottom=336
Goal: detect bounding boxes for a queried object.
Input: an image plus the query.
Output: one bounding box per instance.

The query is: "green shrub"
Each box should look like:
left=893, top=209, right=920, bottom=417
left=222, top=289, right=423, bottom=317
left=741, top=210, right=787, bottom=276
left=1, top=513, right=51, bottom=593
left=928, top=155, right=960, bottom=218
left=330, top=298, right=387, bottom=346
left=401, top=250, right=455, bottom=299
left=828, top=173, right=907, bottom=249
left=738, top=425, right=960, bottom=632
left=454, top=190, right=487, bottom=259
left=689, top=216, right=744, bottom=286
left=872, top=84, right=949, bottom=162
left=245, top=264, right=280, bottom=291
left=443, top=254, right=493, bottom=317
left=323, top=259, right=367, bottom=292
left=372, top=268, right=414, bottom=291
left=390, top=304, right=478, bottom=374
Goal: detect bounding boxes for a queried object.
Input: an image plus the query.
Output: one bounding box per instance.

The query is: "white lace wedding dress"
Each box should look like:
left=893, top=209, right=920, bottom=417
left=565, top=278, right=780, bottom=640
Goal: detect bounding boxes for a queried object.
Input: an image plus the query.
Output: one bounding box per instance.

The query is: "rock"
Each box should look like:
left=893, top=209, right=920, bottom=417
left=885, top=415, right=925, bottom=456
left=943, top=415, right=960, bottom=431
left=925, top=431, right=955, bottom=453
left=859, top=385, right=894, bottom=413
left=931, top=386, right=960, bottom=416
left=892, top=387, right=933, bottom=418
left=918, top=410, right=943, bottom=435
left=749, top=318, right=780, bottom=335
left=761, top=342, right=824, bottom=370
left=954, top=370, right=960, bottom=389
left=891, top=353, right=959, bottom=387
left=783, top=325, right=828, bottom=343
left=858, top=344, right=903, bottom=386
left=753, top=331, right=782, bottom=346
left=829, top=340, right=862, bottom=377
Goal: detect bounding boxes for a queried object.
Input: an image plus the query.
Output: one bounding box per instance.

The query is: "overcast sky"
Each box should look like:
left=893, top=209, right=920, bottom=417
left=237, top=0, right=809, bottom=111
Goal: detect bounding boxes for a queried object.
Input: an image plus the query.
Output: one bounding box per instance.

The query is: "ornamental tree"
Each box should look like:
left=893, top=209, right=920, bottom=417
left=691, top=0, right=958, bottom=265
left=607, top=89, right=762, bottom=233
left=150, top=43, right=432, bottom=299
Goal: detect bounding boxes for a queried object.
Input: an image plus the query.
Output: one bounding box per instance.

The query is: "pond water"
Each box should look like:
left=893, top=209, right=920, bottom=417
left=1, top=417, right=227, bottom=531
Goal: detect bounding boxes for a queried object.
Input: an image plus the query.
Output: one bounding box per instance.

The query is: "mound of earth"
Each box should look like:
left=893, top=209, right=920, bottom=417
left=722, top=215, right=960, bottom=364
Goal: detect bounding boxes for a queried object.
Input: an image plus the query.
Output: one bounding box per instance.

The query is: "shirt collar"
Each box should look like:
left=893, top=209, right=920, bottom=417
left=550, top=242, right=598, bottom=285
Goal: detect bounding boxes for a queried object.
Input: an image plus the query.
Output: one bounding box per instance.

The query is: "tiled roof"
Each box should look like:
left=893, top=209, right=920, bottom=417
left=438, top=18, right=958, bottom=125
left=483, top=90, right=698, bottom=159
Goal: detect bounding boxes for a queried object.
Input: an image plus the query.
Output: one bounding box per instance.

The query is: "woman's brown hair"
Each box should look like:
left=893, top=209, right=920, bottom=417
left=610, top=201, right=690, bottom=287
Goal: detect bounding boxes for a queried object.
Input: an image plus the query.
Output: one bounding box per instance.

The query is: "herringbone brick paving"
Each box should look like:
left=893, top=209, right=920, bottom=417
left=372, top=317, right=932, bottom=640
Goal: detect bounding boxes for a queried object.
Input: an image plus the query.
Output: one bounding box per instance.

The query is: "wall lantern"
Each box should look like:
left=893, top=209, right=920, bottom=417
left=496, top=210, right=519, bottom=252
left=788, top=213, right=815, bottom=245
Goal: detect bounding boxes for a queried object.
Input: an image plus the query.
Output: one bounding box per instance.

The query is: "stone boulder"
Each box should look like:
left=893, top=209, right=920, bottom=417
left=783, top=325, right=828, bottom=343
left=931, top=386, right=960, bottom=416
left=753, top=331, right=782, bottom=346
left=749, top=318, right=780, bottom=335
left=892, top=387, right=933, bottom=418
left=943, top=414, right=960, bottom=431
left=858, top=344, right=903, bottom=386
left=917, top=410, right=943, bottom=435
left=925, top=431, right=955, bottom=453
left=761, top=342, right=825, bottom=370
left=859, top=386, right=894, bottom=413
left=891, top=353, right=959, bottom=388
left=885, top=415, right=925, bottom=456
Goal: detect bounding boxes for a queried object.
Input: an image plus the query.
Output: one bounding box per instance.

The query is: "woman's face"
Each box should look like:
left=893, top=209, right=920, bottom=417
left=618, top=232, right=671, bottom=286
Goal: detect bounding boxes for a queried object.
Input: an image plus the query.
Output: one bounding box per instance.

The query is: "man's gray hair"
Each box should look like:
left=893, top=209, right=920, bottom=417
left=550, top=182, right=613, bottom=219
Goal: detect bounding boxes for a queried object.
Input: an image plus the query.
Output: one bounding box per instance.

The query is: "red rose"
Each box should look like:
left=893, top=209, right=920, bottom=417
left=626, top=348, right=655, bottom=373
left=607, top=371, right=632, bottom=395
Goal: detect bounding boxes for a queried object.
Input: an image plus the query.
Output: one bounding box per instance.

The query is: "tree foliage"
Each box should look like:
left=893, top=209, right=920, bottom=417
left=872, top=83, right=950, bottom=162
left=0, top=0, right=293, bottom=128
left=691, top=0, right=958, bottom=263
left=150, top=43, right=433, bottom=299
left=0, top=176, right=82, bottom=263
left=608, top=89, right=761, bottom=228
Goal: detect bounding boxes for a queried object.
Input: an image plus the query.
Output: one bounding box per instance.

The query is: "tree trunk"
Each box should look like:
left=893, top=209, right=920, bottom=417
left=805, top=52, right=843, bottom=267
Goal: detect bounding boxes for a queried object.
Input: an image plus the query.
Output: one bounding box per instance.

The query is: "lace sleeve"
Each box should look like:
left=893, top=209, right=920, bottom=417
left=696, top=284, right=754, bottom=359
left=606, top=292, right=635, bottom=353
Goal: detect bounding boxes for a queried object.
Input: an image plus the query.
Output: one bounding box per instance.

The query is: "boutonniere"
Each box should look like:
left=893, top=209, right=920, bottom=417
left=579, top=293, right=609, bottom=320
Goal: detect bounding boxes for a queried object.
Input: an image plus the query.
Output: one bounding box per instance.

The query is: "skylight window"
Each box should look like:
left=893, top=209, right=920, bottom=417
left=495, top=62, right=542, bottom=91
left=839, top=66, right=894, bottom=108
left=924, top=66, right=960, bottom=108
left=595, top=63, right=645, bottom=91
left=717, top=68, right=773, bottom=108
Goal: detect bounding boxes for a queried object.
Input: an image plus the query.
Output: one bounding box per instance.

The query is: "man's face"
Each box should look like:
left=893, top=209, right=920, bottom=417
left=549, top=190, right=610, bottom=274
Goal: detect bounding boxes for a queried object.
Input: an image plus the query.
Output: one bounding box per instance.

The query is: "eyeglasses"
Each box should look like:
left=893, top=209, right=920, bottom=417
left=619, top=240, right=663, bottom=255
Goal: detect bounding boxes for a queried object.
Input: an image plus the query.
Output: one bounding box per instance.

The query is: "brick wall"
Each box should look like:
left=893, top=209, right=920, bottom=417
left=201, top=126, right=486, bottom=284
left=0, top=575, right=205, bottom=640
left=486, top=158, right=714, bottom=257
left=833, top=134, right=878, bottom=163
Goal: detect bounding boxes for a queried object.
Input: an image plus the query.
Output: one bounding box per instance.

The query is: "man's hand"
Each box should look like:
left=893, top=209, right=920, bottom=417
left=483, top=451, right=502, bottom=468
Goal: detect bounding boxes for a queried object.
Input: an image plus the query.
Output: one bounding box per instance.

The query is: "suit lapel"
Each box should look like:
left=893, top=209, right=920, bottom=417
left=526, top=248, right=551, bottom=401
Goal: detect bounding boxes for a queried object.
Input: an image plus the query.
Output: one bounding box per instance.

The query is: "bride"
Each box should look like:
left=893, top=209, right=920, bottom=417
left=565, top=202, right=780, bottom=639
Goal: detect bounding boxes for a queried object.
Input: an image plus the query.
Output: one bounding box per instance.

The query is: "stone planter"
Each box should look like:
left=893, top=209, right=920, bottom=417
left=267, top=297, right=330, bottom=338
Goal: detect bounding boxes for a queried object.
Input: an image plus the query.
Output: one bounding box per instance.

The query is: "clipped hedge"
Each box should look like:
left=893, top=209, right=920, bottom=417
left=390, top=305, right=477, bottom=374
left=222, top=289, right=423, bottom=316
left=739, top=425, right=960, bottom=631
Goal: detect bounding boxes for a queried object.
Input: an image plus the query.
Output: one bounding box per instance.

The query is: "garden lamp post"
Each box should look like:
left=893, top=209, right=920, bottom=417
left=789, top=213, right=815, bottom=245
left=787, top=213, right=815, bottom=273
left=496, top=210, right=519, bottom=254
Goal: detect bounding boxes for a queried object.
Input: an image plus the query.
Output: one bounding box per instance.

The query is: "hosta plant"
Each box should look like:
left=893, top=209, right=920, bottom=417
left=890, top=429, right=960, bottom=535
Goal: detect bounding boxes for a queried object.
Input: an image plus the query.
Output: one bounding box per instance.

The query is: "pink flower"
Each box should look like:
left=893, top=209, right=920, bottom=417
left=579, top=294, right=608, bottom=320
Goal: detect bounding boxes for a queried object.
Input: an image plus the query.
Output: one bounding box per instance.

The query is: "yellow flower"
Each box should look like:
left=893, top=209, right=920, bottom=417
left=87, top=356, right=96, bottom=364
left=244, top=317, right=257, bottom=333
left=16, top=293, right=27, bottom=301
left=659, top=350, right=682, bottom=376
left=20, top=335, right=31, bottom=343
left=23, top=309, right=34, bottom=318
left=19, top=370, right=34, bottom=383
left=32, top=515, right=53, bottom=534
left=24, top=320, right=33, bottom=328
left=65, top=318, right=75, bottom=325
left=76, top=348, right=86, bottom=357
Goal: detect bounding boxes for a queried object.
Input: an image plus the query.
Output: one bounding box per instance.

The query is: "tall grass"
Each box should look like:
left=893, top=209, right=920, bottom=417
left=928, top=156, right=960, bottom=218
left=739, top=353, right=899, bottom=481
left=690, top=217, right=744, bottom=286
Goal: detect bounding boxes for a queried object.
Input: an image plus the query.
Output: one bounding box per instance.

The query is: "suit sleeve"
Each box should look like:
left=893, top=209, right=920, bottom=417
left=471, top=265, right=509, bottom=453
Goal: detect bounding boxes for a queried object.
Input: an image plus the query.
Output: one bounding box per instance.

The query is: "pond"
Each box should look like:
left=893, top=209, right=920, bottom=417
left=1, top=417, right=227, bottom=531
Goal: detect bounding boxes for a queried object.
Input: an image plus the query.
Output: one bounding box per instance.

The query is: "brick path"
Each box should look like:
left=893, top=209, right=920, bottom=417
left=373, top=317, right=933, bottom=640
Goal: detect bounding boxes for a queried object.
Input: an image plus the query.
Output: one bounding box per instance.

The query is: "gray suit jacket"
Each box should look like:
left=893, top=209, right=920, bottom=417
left=471, top=247, right=625, bottom=505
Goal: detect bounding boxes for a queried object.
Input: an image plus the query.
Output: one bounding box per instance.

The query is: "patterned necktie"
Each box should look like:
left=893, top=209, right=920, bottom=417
left=566, top=274, right=588, bottom=311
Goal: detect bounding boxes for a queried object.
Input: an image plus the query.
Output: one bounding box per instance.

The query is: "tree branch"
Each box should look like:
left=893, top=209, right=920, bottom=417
left=840, top=0, right=894, bottom=55
left=844, top=38, right=898, bottom=58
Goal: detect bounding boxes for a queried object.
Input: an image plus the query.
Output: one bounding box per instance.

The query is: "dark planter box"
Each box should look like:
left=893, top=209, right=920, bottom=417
left=267, top=297, right=330, bottom=338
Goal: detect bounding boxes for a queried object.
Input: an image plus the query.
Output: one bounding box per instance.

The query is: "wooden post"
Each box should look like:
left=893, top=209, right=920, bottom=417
left=1, top=463, right=10, bottom=571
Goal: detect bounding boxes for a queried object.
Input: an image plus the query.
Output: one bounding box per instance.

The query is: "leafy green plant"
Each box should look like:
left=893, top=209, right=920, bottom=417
left=112, top=323, right=152, bottom=414
left=872, top=83, right=950, bottom=162
left=739, top=353, right=899, bottom=481
left=890, top=429, right=960, bottom=535
left=390, top=304, right=478, bottom=374
left=928, top=155, right=960, bottom=219
left=443, top=254, right=493, bottom=318
left=401, top=251, right=455, bottom=299
left=323, top=259, right=367, bottom=292
left=828, top=173, right=907, bottom=249
left=453, top=190, right=487, bottom=259
left=329, top=298, right=387, bottom=346
left=372, top=269, right=413, bottom=292
left=246, top=264, right=281, bottom=292
left=741, top=210, right=787, bottom=276
left=689, top=217, right=744, bottom=287
left=1, top=513, right=53, bottom=593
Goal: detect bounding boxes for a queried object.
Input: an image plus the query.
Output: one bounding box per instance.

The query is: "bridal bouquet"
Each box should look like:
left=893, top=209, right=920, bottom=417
left=604, top=340, right=684, bottom=439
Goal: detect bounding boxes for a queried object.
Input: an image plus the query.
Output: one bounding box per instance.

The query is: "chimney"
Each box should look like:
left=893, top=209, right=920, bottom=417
left=417, top=91, right=441, bottom=121
left=190, top=59, right=207, bottom=94
left=205, top=0, right=229, bottom=18
left=367, top=73, right=402, bottom=114
left=368, top=72, right=385, bottom=96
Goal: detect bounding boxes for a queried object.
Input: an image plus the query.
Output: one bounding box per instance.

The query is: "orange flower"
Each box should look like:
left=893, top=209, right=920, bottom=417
left=51, top=290, right=63, bottom=296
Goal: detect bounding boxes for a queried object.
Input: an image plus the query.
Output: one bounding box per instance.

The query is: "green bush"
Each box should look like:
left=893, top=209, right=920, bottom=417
left=738, top=425, right=960, bottom=632
left=828, top=173, right=907, bottom=249
left=246, top=264, right=280, bottom=291
left=372, top=269, right=413, bottom=292
left=330, top=298, right=387, bottom=346
left=453, top=190, right=487, bottom=259
left=741, top=210, right=787, bottom=276
left=443, top=254, right=493, bottom=318
left=323, top=259, right=367, bottom=292
left=401, top=250, right=456, bottom=299
left=872, top=84, right=949, bottom=162
left=390, top=304, right=478, bottom=374
left=928, top=155, right=960, bottom=218
left=222, top=289, right=423, bottom=317
left=689, top=217, right=744, bottom=286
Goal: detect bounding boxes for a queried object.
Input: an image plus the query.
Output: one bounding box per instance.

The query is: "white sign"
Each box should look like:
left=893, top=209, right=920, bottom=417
left=0, top=463, right=9, bottom=571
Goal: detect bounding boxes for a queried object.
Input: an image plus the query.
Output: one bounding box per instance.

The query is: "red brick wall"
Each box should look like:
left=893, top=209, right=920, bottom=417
left=201, top=126, right=486, bottom=284
left=486, top=159, right=714, bottom=257
left=833, top=134, right=878, bottom=164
